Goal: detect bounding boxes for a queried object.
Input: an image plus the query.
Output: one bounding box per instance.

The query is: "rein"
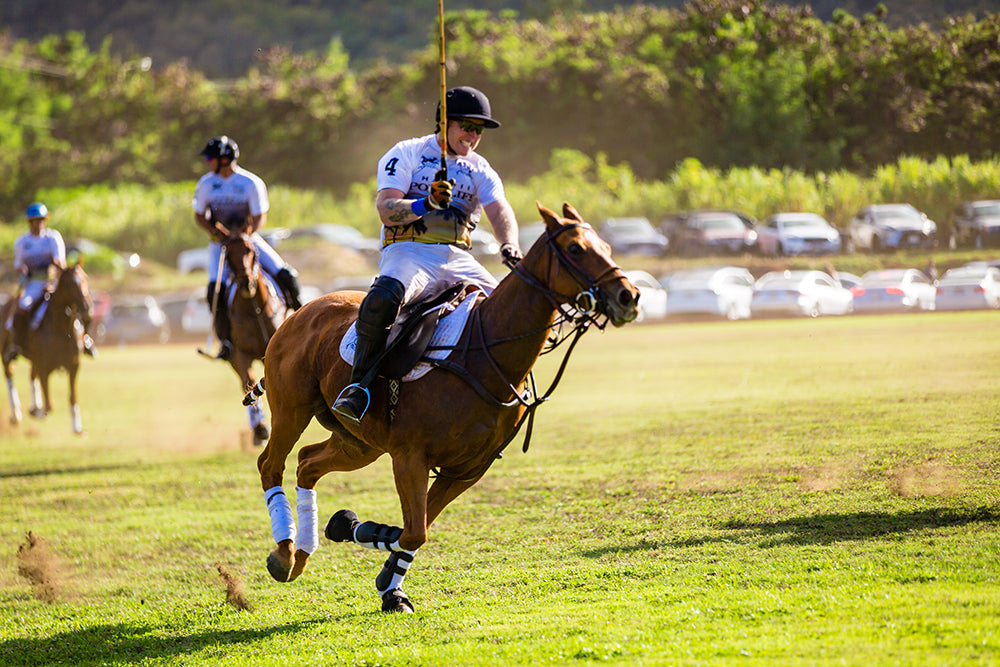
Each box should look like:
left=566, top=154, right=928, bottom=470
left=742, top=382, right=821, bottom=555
left=427, top=223, right=622, bottom=482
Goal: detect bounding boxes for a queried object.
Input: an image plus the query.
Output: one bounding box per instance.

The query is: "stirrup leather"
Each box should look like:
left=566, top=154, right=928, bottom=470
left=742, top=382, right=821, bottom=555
left=332, top=383, right=370, bottom=422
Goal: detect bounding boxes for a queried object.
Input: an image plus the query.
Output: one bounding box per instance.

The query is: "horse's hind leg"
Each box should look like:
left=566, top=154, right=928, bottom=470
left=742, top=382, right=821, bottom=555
left=28, top=370, right=45, bottom=419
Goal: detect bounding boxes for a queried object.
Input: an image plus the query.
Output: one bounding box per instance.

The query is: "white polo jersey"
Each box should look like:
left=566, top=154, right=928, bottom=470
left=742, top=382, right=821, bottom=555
left=14, top=229, right=66, bottom=279
left=192, top=165, right=269, bottom=231
left=376, top=134, right=505, bottom=248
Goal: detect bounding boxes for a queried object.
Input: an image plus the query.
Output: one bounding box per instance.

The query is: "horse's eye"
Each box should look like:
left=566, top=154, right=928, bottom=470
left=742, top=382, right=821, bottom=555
left=568, top=242, right=584, bottom=255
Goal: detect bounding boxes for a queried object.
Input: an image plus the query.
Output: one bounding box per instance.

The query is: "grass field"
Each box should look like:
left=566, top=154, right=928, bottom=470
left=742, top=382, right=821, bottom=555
left=0, top=312, right=998, bottom=666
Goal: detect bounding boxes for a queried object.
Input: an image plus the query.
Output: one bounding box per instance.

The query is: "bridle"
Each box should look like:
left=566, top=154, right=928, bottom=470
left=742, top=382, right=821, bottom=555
left=223, top=234, right=260, bottom=298
left=427, top=221, right=630, bottom=481
left=507, top=222, right=628, bottom=331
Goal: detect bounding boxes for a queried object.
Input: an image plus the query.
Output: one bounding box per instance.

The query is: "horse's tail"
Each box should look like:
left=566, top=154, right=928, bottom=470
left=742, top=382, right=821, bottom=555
left=243, top=377, right=266, bottom=406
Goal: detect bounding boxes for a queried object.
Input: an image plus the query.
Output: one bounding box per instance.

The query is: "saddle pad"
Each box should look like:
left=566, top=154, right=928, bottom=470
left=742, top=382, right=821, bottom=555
left=340, top=290, right=479, bottom=382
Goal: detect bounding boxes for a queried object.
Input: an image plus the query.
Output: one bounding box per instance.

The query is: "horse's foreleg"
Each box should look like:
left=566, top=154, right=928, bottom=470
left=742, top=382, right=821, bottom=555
left=5, top=366, right=22, bottom=425
left=68, top=365, right=82, bottom=435
left=28, top=372, right=44, bottom=419
left=257, top=404, right=313, bottom=583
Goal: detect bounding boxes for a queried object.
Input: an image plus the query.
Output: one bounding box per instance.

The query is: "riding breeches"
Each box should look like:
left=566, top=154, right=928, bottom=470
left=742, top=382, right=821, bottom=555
left=377, top=241, right=499, bottom=305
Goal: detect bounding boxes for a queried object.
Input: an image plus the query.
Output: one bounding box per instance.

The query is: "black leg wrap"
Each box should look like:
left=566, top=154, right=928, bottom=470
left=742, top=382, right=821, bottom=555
left=381, top=588, right=414, bottom=613
left=324, top=509, right=359, bottom=542
left=376, top=551, right=415, bottom=593
left=356, top=520, right=404, bottom=550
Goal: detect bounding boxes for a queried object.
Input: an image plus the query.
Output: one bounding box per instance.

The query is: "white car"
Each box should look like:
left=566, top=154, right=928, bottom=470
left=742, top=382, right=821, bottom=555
left=623, top=270, right=667, bottom=322
left=756, top=212, right=842, bottom=256
left=752, top=270, right=854, bottom=318
left=845, top=204, right=937, bottom=252
left=663, top=266, right=755, bottom=320
left=852, top=269, right=936, bottom=312
left=935, top=266, right=1000, bottom=311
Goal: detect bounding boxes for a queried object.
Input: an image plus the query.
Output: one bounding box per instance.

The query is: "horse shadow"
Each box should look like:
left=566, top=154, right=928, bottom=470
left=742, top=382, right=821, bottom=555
left=583, top=506, right=1000, bottom=556
left=0, top=620, right=320, bottom=666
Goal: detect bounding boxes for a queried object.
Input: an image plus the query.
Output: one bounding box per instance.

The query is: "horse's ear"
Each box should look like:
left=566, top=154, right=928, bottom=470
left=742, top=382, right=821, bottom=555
left=562, top=202, right=584, bottom=223
left=75, top=257, right=83, bottom=269
left=537, top=201, right=560, bottom=230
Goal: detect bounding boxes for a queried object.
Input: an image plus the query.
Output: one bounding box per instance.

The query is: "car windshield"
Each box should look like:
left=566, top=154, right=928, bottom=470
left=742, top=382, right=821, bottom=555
left=606, top=219, right=653, bottom=233
left=873, top=206, right=919, bottom=221
left=940, top=268, right=988, bottom=283
left=972, top=203, right=1000, bottom=217
left=862, top=270, right=909, bottom=285
left=780, top=216, right=824, bottom=228
left=698, top=216, right=743, bottom=230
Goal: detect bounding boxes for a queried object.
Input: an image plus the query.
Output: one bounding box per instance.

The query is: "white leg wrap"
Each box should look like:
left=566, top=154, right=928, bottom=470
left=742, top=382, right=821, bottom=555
left=264, top=486, right=296, bottom=545
left=295, top=487, right=319, bottom=554
left=247, top=402, right=265, bottom=428
left=7, top=378, right=22, bottom=423
left=71, top=404, right=82, bottom=434
left=30, top=379, right=42, bottom=412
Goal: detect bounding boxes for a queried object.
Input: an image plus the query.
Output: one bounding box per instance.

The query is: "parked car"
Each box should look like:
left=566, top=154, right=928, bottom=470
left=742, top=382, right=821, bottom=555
left=175, top=228, right=299, bottom=274
left=751, top=270, right=854, bottom=318
left=96, top=295, right=170, bottom=345
left=845, top=204, right=937, bottom=252
left=949, top=200, right=1000, bottom=249
left=662, top=266, right=755, bottom=320
left=664, top=210, right=757, bottom=256
left=756, top=212, right=841, bottom=256
left=599, top=217, right=669, bottom=256
left=851, top=269, right=936, bottom=313
left=833, top=271, right=863, bottom=292
left=518, top=221, right=547, bottom=252
left=934, top=266, right=1000, bottom=311
left=623, top=270, right=668, bottom=322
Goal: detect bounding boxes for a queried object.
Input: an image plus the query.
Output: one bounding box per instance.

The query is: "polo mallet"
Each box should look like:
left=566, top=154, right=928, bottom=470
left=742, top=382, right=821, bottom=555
left=436, top=0, right=448, bottom=182
left=197, top=243, right=228, bottom=359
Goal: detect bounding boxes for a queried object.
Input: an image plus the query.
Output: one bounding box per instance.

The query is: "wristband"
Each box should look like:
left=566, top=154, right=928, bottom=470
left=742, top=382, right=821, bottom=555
left=411, top=197, right=431, bottom=217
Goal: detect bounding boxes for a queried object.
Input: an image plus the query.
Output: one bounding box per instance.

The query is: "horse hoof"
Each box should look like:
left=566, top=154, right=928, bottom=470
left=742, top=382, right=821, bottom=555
left=266, top=550, right=293, bottom=583
left=287, top=549, right=310, bottom=581
left=253, top=423, right=270, bottom=446
left=381, top=589, right=414, bottom=613
left=29, top=407, right=45, bottom=419
left=325, top=509, right=359, bottom=542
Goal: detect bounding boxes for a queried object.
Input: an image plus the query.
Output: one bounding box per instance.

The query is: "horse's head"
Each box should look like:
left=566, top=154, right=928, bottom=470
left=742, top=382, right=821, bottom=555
left=522, top=202, right=640, bottom=327
left=222, top=233, right=259, bottom=298
left=53, top=262, right=94, bottom=325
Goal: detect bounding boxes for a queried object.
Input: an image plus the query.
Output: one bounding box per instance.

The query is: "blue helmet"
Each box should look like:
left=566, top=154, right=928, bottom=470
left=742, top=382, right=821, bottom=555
left=26, top=202, right=49, bottom=220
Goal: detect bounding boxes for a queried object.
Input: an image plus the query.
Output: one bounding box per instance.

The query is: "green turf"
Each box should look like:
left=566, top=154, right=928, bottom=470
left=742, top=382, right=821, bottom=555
left=0, top=312, right=998, bottom=665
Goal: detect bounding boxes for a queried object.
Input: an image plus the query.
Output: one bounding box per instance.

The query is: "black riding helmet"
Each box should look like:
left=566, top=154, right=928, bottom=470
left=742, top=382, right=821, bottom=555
left=435, top=86, right=501, bottom=128
left=199, top=135, right=240, bottom=161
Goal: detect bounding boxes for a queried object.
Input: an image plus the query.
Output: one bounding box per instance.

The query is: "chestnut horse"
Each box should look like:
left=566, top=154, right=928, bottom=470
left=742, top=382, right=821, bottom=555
left=217, top=232, right=284, bottom=445
left=251, top=202, right=640, bottom=612
left=2, top=262, right=94, bottom=434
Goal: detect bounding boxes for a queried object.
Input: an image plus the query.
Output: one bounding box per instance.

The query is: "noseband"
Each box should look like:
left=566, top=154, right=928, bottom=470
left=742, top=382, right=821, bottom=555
left=510, top=222, right=627, bottom=327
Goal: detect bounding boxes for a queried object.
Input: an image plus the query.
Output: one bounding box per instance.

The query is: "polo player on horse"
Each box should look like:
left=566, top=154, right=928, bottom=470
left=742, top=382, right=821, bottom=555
left=3, top=202, right=95, bottom=364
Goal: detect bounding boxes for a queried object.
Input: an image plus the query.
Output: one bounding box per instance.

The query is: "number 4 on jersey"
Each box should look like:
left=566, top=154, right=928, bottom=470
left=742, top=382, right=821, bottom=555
left=383, top=157, right=398, bottom=176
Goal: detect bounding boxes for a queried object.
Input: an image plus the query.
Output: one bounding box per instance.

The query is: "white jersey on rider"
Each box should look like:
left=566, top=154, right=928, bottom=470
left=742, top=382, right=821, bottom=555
left=376, top=134, right=505, bottom=248
left=14, top=228, right=66, bottom=279
left=192, top=164, right=269, bottom=227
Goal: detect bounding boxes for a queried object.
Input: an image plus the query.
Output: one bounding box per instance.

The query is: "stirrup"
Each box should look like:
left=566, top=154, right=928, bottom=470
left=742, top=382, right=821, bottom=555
left=332, top=383, right=370, bottom=424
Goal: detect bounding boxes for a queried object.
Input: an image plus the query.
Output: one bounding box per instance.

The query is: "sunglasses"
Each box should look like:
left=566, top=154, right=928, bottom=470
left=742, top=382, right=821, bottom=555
left=456, top=119, right=485, bottom=135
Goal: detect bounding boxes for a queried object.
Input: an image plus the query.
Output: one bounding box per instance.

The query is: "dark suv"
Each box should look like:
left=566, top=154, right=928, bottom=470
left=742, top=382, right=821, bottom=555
left=949, top=200, right=1000, bottom=249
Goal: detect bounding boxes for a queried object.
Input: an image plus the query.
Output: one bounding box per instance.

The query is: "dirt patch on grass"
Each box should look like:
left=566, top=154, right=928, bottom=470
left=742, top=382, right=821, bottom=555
left=797, top=463, right=850, bottom=492
left=217, top=563, right=253, bottom=611
left=889, top=462, right=964, bottom=497
left=16, top=531, right=70, bottom=602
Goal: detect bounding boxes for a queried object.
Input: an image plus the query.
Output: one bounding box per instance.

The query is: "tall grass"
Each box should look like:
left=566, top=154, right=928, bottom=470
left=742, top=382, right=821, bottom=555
left=0, top=311, right=998, bottom=665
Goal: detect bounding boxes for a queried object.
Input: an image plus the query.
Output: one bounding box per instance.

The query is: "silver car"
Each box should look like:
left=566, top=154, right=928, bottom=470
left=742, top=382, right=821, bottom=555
left=663, top=266, right=755, bottom=320
left=935, top=266, right=1000, bottom=311
left=752, top=270, right=854, bottom=318
left=845, top=204, right=937, bottom=252
left=756, top=212, right=842, bottom=256
left=852, top=269, right=936, bottom=313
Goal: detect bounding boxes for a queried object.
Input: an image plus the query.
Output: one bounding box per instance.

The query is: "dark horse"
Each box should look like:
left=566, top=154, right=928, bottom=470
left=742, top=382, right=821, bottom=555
left=251, top=202, right=640, bottom=612
left=2, top=262, right=94, bottom=434
left=216, top=231, right=286, bottom=445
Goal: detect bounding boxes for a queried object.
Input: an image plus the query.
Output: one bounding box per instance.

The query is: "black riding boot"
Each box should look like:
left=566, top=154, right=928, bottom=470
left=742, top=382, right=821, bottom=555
left=275, top=267, right=303, bottom=311
left=332, top=276, right=405, bottom=423
left=208, top=282, right=233, bottom=361
left=3, top=309, right=30, bottom=364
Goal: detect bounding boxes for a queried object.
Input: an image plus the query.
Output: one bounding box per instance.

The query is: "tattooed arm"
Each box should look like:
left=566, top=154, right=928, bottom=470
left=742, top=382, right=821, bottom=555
left=376, top=188, right=426, bottom=227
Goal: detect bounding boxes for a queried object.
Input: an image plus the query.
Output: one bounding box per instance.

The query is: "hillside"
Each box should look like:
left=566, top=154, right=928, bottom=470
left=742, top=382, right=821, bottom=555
left=2, top=0, right=996, bottom=77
